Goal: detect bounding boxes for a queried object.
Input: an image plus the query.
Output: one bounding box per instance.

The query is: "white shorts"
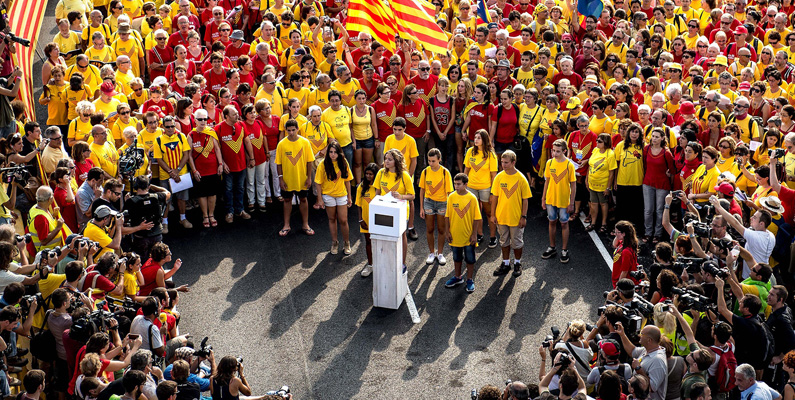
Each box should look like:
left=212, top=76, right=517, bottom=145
left=323, top=194, right=348, bottom=207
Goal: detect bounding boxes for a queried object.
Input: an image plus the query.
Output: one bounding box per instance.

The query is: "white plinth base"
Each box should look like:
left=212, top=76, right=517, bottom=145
left=371, top=233, right=408, bottom=310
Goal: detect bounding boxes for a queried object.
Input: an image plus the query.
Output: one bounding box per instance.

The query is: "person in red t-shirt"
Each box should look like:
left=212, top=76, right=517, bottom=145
left=147, top=31, right=174, bottom=82
left=225, top=30, right=250, bottom=64
left=215, top=105, right=254, bottom=222
left=490, top=89, right=519, bottom=154
left=409, top=60, right=439, bottom=105
left=771, top=157, right=795, bottom=225
left=138, top=242, right=188, bottom=296
left=241, top=103, right=269, bottom=210
left=203, top=7, right=230, bottom=47
left=52, top=168, right=79, bottom=232
left=141, top=86, right=174, bottom=116
left=168, top=16, right=193, bottom=48
left=611, top=221, right=639, bottom=287
left=189, top=109, right=224, bottom=227
left=203, top=52, right=230, bottom=95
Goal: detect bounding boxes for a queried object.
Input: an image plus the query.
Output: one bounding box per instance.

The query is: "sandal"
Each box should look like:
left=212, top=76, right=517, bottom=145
left=599, top=226, right=609, bottom=234
left=266, top=197, right=273, bottom=204
left=277, top=196, right=284, bottom=202
left=202, top=216, right=210, bottom=228
left=279, top=228, right=291, bottom=236
left=209, top=216, right=218, bottom=227
left=584, top=216, right=592, bottom=224
left=302, top=227, right=315, bottom=236
left=585, top=224, right=597, bottom=232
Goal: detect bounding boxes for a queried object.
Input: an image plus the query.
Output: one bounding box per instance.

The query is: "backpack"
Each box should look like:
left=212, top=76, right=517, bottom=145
left=30, top=309, right=56, bottom=362
left=598, top=365, right=629, bottom=393
left=758, top=317, right=777, bottom=366
left=709, top=344, right=737, bottom=393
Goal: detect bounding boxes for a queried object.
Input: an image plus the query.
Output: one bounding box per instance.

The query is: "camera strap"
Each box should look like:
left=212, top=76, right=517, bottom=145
left=565, top=341, right=592, bottom=372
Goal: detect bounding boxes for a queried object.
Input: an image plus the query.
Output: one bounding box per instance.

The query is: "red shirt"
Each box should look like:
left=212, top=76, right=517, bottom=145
left=466, top=103, right=494, bottom=141
left=261, top=115, right=280, bottom=150
left=164, top=61, right=196, bottom=83
left=373, top=99, right=397, bottom=140
left=243, top=120, right=268, bottom=165
left=491, top=105, right=518, bottom=144
left=142, top=98, right=175, bottom=116
left=780, top=185, right=795, bottom=225
left=551, top=71, right=583, bottom=90
left=138, top=258, right=162, bottom=296
left=79, top=269, right=116, bottom=299
left=397, top=99, right=429, bottom=138
left=54, top=187, right=78, bottom=232
left=567, top=130, right=596, bottom=175
left=409, top=75, right=439, bottom=104
left=168, top=30, right=192, bottom=48
left=148, top=46, right=175, bottom=81
left=611, top=243, right=638, bottom=288
left=642, top=145, right=675, bottom=190
left=203, top=68, right=228, bottom=94
left=359, top=77, right=381, bottom=103
left=430, top=96, right=453, bottom=135
left=253, top=54, right=278, bottom=78
left=75, top=159, right=94, bottom=186
left=204, top=20, right=229, bottom=44
left=189, top=129, right=220, bottom=176
left=225, top=42, right=251, bottom=64
left=216, top=121, right=247, bottom=172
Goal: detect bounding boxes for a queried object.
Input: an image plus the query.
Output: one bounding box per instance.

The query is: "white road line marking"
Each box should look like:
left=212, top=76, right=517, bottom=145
left=579, top=214, right=614, bottom=271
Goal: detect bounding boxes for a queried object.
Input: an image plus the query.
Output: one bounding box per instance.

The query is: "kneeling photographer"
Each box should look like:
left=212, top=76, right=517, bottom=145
left=539, top=351, right=587, bottom=399
left=604, top=279, right=638, bottom=306
left=163, top=345, right=215, bottom=392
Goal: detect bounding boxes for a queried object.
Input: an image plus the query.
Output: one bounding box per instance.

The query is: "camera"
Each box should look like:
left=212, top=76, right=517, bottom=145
left=18, top=293, right=43, bottom=319
left=74, top=238, right=98, bottom=249
left=690, top=221, right=712, bottom=237
left=628, top=267, right=646, bottom=281
left=236, top=357, right=243, bottom=364
left=14, top=234, right=31, bottom=244
left=116, top=210, right=129, bottom=220
left=542, top=326, right=561, bottom=347
left=701, top=260, right=730, bottom=279
left=119, top=140, right=146, bottom=178
left=674, top=257, right=708, bottom=274
left=555, top=353, right=573, bottom=370
left=194, top=337, right=213, bottom=358
left=117, top=257, right=128, bottom=266
left=709, top=237, right=734, bottom=254
left=0, top=164, right=30, bottom=185
left=41, top=246, right=62, bottom=261
left=672, top=190, right=684, bottom=198
left=323, top=16, right=331, bottom=25
left=265, top=386, right=290, bottom=398
left=0, top=31, right=30, bottom=47
left=671, top=287, right=715, bottom=311
left=770, top=148, right=787, bottom=159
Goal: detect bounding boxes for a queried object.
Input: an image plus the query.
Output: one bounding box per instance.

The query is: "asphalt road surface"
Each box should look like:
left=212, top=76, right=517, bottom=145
left=30, top=4, right=615, bottom=397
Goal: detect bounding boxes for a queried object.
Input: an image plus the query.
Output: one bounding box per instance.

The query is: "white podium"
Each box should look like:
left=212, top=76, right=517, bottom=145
left=369, top=195, right=408, bottom=309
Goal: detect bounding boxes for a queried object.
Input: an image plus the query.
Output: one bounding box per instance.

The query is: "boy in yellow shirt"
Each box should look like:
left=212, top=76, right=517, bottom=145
left=444, top=173, right=482, bottom=293
left=490, top=150, right=531, bottom=277
left=276, top=119, right=315, bottom=236
left=541, top=139, right=576, bottom=264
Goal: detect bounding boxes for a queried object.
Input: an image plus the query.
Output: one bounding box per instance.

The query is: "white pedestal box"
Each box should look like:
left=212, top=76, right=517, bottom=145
left=369, top=194, right=408, bottom=309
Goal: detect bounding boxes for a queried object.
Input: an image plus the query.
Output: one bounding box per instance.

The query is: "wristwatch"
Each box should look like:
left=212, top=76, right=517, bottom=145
left=521, top=215, right=527, bottom=219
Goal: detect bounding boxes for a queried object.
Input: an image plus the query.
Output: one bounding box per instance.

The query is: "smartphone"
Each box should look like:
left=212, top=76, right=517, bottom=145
left=128, top=334, right=140, bottom=340
left=731, top=248, right=740, bottom=258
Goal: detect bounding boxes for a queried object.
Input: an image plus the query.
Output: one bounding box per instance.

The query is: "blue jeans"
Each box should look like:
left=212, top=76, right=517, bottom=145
left=452, top=245, right=476, bottom=264
left=0, top=120, right=14, bottom=139
left=546, top=205, right=570, bottom=223
left=224, top=170, right=246, bottom=215
left=341, top=144, right=354, bottom=169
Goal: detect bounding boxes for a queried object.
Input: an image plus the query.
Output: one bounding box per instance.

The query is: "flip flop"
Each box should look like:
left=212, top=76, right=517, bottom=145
left=279, top=228, right=291, bottom=236
left=302, top=227, right=315, bottom=236
left=599, top=226, right=609, bottom=234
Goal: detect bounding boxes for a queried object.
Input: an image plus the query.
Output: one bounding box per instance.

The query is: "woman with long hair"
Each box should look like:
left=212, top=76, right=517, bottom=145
left=453, top=78, right=474, bottom=172
left=754, top=129, right=781, bottom=167
left=174, top=98, right=195, bottom=135
left=464, top=129, right=498, bottom=248
left=202, top=93, right=221, bottom=128
left=356, top=163, right=380, bottom=277
left=780, top=105, right=795, bottom=134
left=703, top=111, right=723, bottom=149
left=397, top=83, right=431, bottom=176
left=374, top=149, right=416, bottom=268
left=489, top=88, right=518, bottom=156
left=462, top=83, right=492, bottom=146
left=351, top=89, right=378, bottom=184
left=716, top=137, right=736, bottom=173
left=51, top=166, right=78, bottom=232
left=585, top=133, right=617, bottom=234
left=679, top=140, right=704, bottom=196
left=373, top=83, right=397, bottom=167
left=257, top=99, right=281, bottom=202
left=614, top=123, right=645, bottom=230
left=71, top=141, right=95, bottom=186
left=315, top=140, right=354, bottom=255
left=0, top=132, right=45, bottom=167
left=611, top=220, right=639, bottom=287
left=749, top=82, right=771, bottom=122
left=642, top=128, right=675, bottom=243
left=211, top=356, right=255, bottom=400
left=688, top=146, right=721, bottom=211
left=430, top=77, right=457, bottom=172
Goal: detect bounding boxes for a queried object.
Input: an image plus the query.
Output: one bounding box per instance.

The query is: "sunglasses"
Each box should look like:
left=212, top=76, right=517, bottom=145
left=120, top=111, right=131, bottom=115
left=419, top=67, right=430, bottom=71
left=196, top=118, right=207, bottom=121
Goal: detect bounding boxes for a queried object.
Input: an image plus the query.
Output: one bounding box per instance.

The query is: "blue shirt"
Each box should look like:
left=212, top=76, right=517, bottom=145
left=163, top=364, right=211, bottom=391
left=740, top=381, right=780, bottom=400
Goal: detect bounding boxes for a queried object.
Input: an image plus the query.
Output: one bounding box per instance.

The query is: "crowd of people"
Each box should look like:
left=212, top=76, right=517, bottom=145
left=1, top=0, right=795, bottom=395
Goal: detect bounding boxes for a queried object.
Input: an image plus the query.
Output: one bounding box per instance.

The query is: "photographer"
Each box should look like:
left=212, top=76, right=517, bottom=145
left=767, top=157, right=795, bottom=275
left=169, top=360, right=201, bottom=400
left=615, top=323, right=668, bottom=400
left=138, top=243, right=188, bottom=297
left=57, top=234, right=99, bottom=274
left=124, top=176, right=170, bottom=260
left=646, top=242, right=680, bottom=300
left=49, top=287, right=90, bottom=397
left=650, top=269, right=679, bottom=304
left=76, top=168, right=105, bottom=229
left=84, top=205, right=124, bottom=259
left=0, top=242, right=41, bottom=291
left=553, top=321, right=594, bottom=380
left=586, top=339, right=633, bottom=389
left=130, top=297, right=166, bottom=358
left=96, top=350, right=162, bottom=400
left=589, top=305, right=632, bottom=363
left=605, top=279, right=638, bottom=306
left=0, top=67, right=22, bottom=138
left=539, top=353, right=587, bottom=399
left=708, top=195, right=775, bottom=279
left=80, top=253, right=126, bottom=300
left=723, top=248, right=773, bottom=315
left=163, top=347, right=214, bottom=392
left=669, top=307, right=716, bottom=399
left=765, top=286, right=795, bottom=390
left=210, top=356, right=256, bottom=400
left=28, top=186, right=67, bottom=254
left=716, top=278, right=769, bottom=372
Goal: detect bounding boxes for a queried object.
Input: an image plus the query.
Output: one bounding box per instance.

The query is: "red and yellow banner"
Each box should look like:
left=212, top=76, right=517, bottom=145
left=347, top=0, right=448, bottom=54
left=347, top=0, right=397, bottom=54
left=9, top=0, right=47, bottom=122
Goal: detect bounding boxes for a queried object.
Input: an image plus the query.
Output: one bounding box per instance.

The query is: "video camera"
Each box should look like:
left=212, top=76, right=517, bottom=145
left=194, top=336, right=213, bottom=358
left=770, top=148, right=787, bottom=159
left=0, top=164, right=30, bottom=185
left=597, top=300, right=646, bottom=336
left=671, top=287, right=716, bottom=312
left=674, top=257, right=709, bottom=275
left=119, top=139, right=145, bottom=178
left=265, top=386, right=290, bottom=398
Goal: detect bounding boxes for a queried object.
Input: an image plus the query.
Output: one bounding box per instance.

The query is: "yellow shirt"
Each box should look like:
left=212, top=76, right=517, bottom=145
left=544, top=157, right=576, bottom=208
left=383, top=134, right=419, bottom=165
left=321, top=106, right=353, bottom=147
left=123, top=270, right=140, bottom=299
left=588, top=149, right=618, bottom=192
left=84, top=221, right=114, bottom=258
left=614, top=141, right=644, bottom=186
left=355, top=184, right=377, bottom=233
left=68, top=118, right=93, bottom=144
left=53, top=32, right=82, bottom=66
left=122, top=0, right=144, bottom=18
left=589, top=115, right=613, bottom=136
left=152, top=133, right=190, bottom=180
left=717, top=155, right=736, bottom=173
left=284, top=87, right=312, bottom=115
left=41, top=83, right=68, bottom=126
left=419, top=166, right=453, bottom=202
left=539, top=109, right=560, bottom=137
left=309, top=89, right=331, bottom=111
left=255, top=87, right=287, bottom=118
left=373, top=169, right=415, bottom=214
left=301, top=121, right=332, bottom=155
left=112, top=117, right=140, bottom=142
left=93, top=97, right=122, bottom=125
left=85, top=46, right=115, bottom=64
left=314, top=161, right=353, bottom=198
left=490, top=170, right=531, bottom=226
left=89, top=141, right=119, bottom=177
left=691, top=164, right=720, bottom=202
left=112, top=37, right=144, bottom=77
left=464, top=147, right=498, bottom=191
left=785, top=152, right=795, bottom=189
left=137, top=128, right=163, bottom=156
left=445, top=190, right=482, bottom=247
left=331, top=79, right=361, bottom=107
left=278, top=114, right=308, bottom=136
left=275, top=136, right=315, bottom=191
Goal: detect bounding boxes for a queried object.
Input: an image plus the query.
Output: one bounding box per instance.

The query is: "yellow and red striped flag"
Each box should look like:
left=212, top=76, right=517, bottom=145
left=390, top=0, right=449, bottom=54
left=8, top=0, right=47, bottom=123
left=347, top=0, right=397, bottom=54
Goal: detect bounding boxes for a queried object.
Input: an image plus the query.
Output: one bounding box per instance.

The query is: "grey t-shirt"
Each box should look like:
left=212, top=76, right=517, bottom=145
left=633, top=347, right=668, bottom=400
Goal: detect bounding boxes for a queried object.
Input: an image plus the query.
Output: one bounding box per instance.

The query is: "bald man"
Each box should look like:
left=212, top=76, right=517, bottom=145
left=616, top=324, right=668, bottom=400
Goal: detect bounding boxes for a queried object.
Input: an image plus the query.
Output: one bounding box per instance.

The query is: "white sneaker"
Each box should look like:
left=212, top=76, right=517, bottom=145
left=437, top=254, right=447, bottom=265
left=360, top=264, right=373, bottom=277
left=425, top=253, right=437, bottom=265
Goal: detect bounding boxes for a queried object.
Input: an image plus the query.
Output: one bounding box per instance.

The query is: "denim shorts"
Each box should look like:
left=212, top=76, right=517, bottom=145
left=452, top=245, right=476, bottom=264
left=423, top=198, right=447, bottom=215
left=323, top=194, right=348, bottom=207
left=356, top=137, right=375, bottom=149
left=494, top=140, right=512, bottom=154
left=546, top=204, right=570, bottom=223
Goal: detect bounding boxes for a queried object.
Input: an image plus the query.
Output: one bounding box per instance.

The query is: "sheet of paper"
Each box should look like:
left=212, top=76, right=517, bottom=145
left=169, top=173, right=193, bottom=193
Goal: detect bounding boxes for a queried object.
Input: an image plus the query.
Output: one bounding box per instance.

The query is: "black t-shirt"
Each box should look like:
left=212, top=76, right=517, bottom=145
left=176, top=381, right=201, bottom=400
left=19, top=138, right=41, bottom=179
left=124, top=192, right=167, bottom=237
left=731, top=314, right=767, bottom=369
left=90, top=198, right=115, bottom=216
left=767, top=306, right=795, bottom=356
left=96, top=377, right=125, bottom=400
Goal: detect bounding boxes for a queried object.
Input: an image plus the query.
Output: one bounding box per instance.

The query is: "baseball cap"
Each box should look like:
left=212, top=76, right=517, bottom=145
left=738, top=81, right=751, bottom=91
left=487, top=22, right=499, bottom=29
left=561, top=33, right=573, bottom=41
left=599, top=339, right=621, bottom=358
left=566, top=96, right=581, bottom=109
left=174, top=347, right=195, bottom=359
left=733, top=25, right=749, bottom=35
left=714, top=182, right=735, bottom=197
left=94, top=205, right=116, bottom=219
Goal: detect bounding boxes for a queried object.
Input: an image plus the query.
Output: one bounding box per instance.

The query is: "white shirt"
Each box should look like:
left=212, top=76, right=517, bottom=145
left=742, top=228, right=775, bottom=279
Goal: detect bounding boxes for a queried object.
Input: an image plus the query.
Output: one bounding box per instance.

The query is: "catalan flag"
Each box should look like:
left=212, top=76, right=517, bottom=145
left=8, top=0, right=47, bottom=122
left=347, top=0, right=397, bottom=53
left=475, top=0, right=492, bottom=25
left=391, top=0, right=449, bottom=54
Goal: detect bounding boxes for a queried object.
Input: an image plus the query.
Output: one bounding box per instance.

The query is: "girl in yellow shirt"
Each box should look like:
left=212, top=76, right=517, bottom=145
left=419, top=148, right=454, bottom=265
left=463, top=130, right=498, bottom=245
left=374, top=149, right=416, bottom=268
left=355, top=163, right=380, bottom=277
left=314, top=141, right=354, bottom=256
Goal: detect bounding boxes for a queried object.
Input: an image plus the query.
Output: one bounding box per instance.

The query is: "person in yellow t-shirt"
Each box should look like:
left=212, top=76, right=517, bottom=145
left=382, top=118, right=419, bottom=175
left=321, top=92, right=354, bottom=162
left=314, top=141, right=354, bottom=255
left=688, top=146, right=721, bottom=205
left=330, top=66, right=361, bottom=107
left=373, top=149, right=416, bottom=268
left=137, top=111, right=164, bottom=157
left=464, top=129, right=498, bottom=246
left=84, top=205, right=123, bottom=258
left=355, top=163, right=380, bottom=277
left=276, top=119, right=315, bottom=236
left=490, top=150, right=531, bottom=276
left=112, top=24, right=145, bottom=77
left=443, top=173, right=483, bottom=292
left=586, top=134, right=617, bottom=232
left=419, top=149, right=454, bottom=266
left=542, top=139, right=576, bottom=263
left=89, top=126, right=119, bottom=179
